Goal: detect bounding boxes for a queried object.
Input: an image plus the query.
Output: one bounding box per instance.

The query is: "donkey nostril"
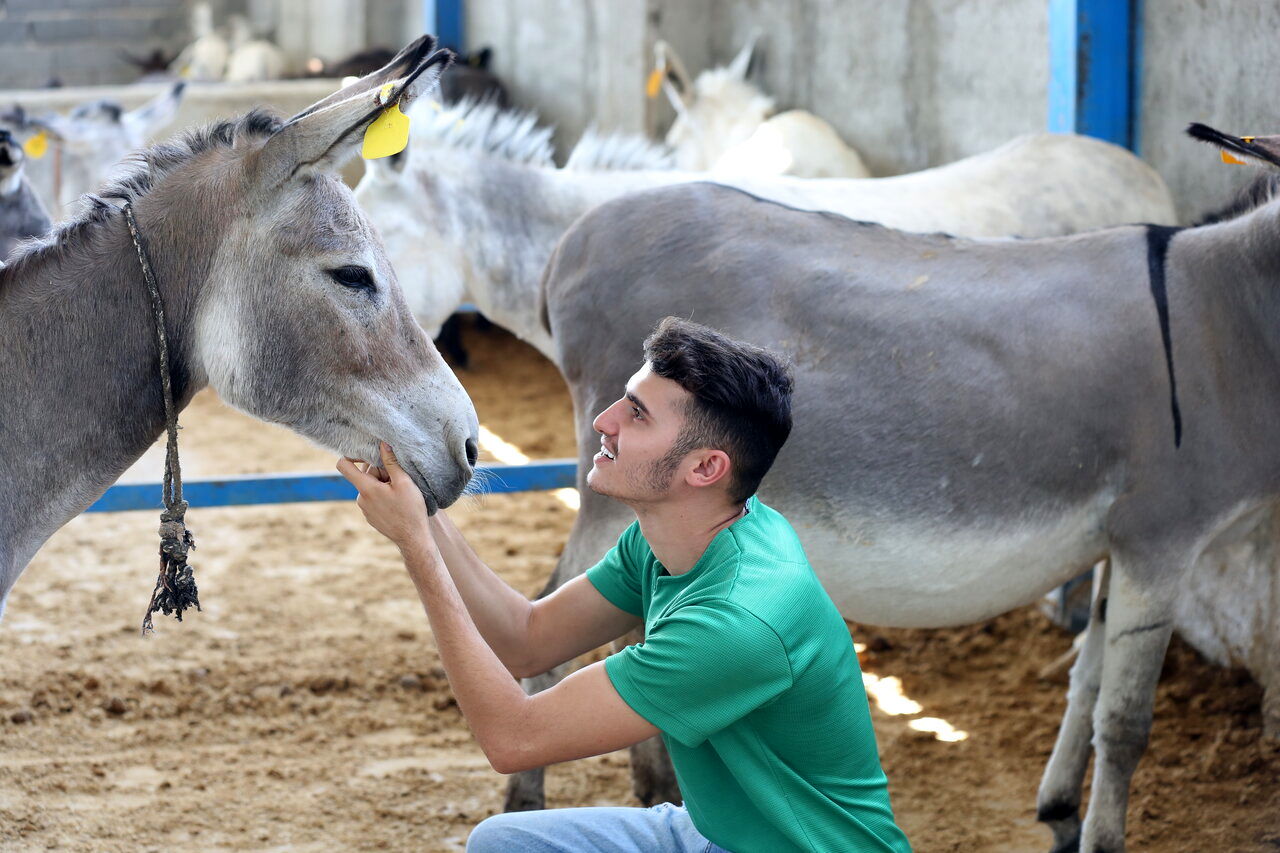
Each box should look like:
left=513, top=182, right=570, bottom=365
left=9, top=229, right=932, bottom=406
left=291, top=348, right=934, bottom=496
left=464, top=437, right=479, bottom=468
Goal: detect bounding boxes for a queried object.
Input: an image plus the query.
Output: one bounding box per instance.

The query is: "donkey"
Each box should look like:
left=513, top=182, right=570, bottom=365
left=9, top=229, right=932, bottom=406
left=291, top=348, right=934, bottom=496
left=224, top=14, right=287, bottom=84
left=19, top=82, right=186, bottom=218
left=356, top=123, right=1175, bottom=359
left=0, top=127, right=51, bottom=258
left=653, top=34, right=871, bottom=178
left=0, top=36, right=480, bottom=623
left=531, top=146, right=1280, bottom=848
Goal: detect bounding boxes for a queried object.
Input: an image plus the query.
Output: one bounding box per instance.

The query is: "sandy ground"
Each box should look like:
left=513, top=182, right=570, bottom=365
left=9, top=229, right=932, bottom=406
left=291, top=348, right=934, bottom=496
left=2, top=323, right=1277, bottom=852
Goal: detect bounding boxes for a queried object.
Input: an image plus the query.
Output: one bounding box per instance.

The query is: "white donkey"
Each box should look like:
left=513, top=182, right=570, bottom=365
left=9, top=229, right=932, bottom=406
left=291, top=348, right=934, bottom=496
left=17, top=82, right=187, bottom=218
left=653, top=34, right=871, bottom=178
left=0, top=126, right=51, bottom=258
left=0, top=36, right=480, bottom=622
left=355, top=111, right=1175, bottom=360
left=225, top=14, right=287, bottom=83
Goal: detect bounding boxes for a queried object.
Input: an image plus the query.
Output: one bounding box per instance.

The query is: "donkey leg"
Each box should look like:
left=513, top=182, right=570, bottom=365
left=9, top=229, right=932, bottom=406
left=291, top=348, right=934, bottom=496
left=1037, top=562, right=1111, bottom=853
left=629, top=735, right=681, bottom=805
left=1079, top=558, right=1177, bottom=853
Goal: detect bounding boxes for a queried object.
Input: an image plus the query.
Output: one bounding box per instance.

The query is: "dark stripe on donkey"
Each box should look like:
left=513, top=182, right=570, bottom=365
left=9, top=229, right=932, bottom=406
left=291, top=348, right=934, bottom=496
left=1146, top=224, right=1183, bottom=448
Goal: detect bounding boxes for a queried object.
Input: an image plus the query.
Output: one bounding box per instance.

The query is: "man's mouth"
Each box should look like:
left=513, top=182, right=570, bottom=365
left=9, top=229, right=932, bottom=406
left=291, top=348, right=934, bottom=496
left=596, top=440, right=616, bottom=462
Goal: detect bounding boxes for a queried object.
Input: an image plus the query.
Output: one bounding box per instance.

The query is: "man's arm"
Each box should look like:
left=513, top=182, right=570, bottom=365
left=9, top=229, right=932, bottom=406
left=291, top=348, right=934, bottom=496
left=403, top=538, right=660, bottom=774
left=430, top=513, right=640, bottom=678
left=338, top=445, right=658, bottom=773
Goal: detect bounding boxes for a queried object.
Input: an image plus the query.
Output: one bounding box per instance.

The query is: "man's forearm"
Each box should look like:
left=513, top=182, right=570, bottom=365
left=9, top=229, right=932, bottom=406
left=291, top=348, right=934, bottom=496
left=400, top=540, right=532, bottom=768
left=427, top=513, right=538, bottom=676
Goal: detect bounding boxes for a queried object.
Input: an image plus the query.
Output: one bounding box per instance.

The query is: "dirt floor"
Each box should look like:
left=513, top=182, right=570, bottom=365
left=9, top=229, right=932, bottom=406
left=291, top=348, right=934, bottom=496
left=2, top=323, right=1277, bottom=852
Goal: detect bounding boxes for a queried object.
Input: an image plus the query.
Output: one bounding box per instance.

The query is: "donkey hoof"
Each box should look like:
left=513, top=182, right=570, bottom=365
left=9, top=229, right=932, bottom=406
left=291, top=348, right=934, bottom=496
left=1049, top=836, right=1080, bottom=853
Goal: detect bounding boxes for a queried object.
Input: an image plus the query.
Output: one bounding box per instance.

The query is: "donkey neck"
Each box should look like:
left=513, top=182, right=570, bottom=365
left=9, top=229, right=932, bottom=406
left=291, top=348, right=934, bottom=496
left=421, top=150, right=685, bottom=358
left=1180, top=200, right=1280, bottom=330
left=0, top=201, right=208, bottom=557
left=1170, top=200, right=1280, bottom=415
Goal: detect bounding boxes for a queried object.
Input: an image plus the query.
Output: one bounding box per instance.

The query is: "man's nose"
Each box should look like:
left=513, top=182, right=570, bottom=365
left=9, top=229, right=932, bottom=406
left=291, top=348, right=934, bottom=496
left=592, top=403, right=616, bottom=436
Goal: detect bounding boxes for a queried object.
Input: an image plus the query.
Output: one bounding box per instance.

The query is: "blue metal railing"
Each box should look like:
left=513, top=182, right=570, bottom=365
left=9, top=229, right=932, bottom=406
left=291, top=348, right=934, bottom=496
left=88, top=460, right=577, bottom=513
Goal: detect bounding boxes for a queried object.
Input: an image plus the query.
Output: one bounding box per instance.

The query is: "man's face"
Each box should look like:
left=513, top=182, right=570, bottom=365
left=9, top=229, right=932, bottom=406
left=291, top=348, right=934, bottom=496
left=587, top=363, right=694, bottom=503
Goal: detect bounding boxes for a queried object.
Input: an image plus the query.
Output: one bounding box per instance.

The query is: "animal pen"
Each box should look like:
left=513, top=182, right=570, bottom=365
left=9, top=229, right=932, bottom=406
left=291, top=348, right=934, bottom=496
left=2, top=2, right=1278, bottom=852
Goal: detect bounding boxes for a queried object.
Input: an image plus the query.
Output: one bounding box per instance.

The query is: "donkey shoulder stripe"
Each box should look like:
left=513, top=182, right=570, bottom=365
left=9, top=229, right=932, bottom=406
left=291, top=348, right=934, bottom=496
left=1145, top=223, right=1184, bottom=448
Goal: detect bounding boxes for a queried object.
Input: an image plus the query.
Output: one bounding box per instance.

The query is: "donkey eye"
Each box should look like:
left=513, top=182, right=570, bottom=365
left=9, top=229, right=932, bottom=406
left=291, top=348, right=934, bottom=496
left=327, top=266, right=375, bottom=292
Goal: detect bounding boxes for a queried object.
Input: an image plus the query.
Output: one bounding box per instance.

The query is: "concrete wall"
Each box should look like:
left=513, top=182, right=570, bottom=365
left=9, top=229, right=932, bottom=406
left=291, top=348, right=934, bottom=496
left=700, top=0, right=1049, bottom=178
left=1139, top=0, right=1280, bottom=222
left=467, top=0, right=650, bottom=153
left=462, top=0, right=1280, bottom=218
left=0, top=0, right=422, bottom=89
left=0, top=0, right=206, bottom=88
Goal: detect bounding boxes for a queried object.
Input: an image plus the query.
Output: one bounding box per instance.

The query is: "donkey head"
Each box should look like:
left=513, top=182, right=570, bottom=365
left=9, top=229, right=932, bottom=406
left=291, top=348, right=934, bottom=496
left=0, top=126, right=28, bottom=195
left=654, top=34, right=773, bottom=171
left=40, top=83, right=186, bottom=155
left=27, top=82, right=186, bottom=208
left=153, top=36, right=478, bottom=510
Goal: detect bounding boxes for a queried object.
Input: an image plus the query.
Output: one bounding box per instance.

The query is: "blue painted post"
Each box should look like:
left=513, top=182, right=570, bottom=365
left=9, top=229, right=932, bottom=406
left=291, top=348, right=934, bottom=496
left=1048, top=0, right=1139, bottom=151
left=87, top=461, right=578, bottom=513
left=423, top=0, right=465, bottom=51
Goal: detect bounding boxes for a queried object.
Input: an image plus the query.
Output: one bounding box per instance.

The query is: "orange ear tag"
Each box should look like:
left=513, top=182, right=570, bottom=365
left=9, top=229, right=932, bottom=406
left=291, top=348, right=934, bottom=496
left=363, top=84, right=410, bottom=160
left=646, top=67, right=664, bottom=99
left=1221, top=150, right=1246, bottom=165
left=22, top=130, right=48, bottom=159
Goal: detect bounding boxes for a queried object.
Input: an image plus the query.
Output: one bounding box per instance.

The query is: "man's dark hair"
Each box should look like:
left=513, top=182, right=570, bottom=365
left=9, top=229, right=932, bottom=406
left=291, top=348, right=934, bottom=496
left=643, top=317, right=793, bottom=504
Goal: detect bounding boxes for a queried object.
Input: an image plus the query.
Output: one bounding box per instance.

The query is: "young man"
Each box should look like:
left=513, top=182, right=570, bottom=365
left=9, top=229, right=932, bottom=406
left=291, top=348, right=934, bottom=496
left=338, top=318, right=911, bottom=853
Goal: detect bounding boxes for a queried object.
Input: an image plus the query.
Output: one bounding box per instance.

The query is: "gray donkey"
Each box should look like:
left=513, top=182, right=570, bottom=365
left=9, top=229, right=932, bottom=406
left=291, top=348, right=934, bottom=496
left=0, top=36, right=480, bottom=623
left=533, top=134, right=1280, bottom=851
left=0, top=127, right=51, bottom=259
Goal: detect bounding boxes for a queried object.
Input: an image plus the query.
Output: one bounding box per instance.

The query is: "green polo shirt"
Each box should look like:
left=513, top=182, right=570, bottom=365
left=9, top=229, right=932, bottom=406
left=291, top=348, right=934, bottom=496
left=587, top=496, right=911, bottom=853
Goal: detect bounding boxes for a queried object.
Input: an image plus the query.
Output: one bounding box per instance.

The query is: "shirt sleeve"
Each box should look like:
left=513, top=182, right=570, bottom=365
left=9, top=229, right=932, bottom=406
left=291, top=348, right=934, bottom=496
left=585, top=522, right=645, bottom=617
left=604, top=602, right=793, bottom=747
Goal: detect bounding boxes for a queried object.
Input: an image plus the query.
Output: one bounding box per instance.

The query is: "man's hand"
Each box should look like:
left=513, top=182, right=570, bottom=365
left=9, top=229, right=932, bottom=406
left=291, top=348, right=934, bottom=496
left=337, top=442, right=433, bottom=556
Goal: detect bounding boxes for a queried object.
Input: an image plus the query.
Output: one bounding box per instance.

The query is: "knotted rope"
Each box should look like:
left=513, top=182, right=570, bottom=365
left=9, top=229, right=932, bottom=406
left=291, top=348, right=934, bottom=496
left=122, top=201, right=200, bottom=635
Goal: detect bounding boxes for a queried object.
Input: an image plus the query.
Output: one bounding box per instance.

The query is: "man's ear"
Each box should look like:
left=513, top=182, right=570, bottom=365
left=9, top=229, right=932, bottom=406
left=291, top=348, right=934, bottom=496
left=253, top=34, right=452, bottom=187
left=686, top=449, right=733, bottom=490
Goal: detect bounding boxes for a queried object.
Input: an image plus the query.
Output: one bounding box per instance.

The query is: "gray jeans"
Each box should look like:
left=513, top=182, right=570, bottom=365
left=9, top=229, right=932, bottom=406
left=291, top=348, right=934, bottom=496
left=466, top=802, right=732, bottom=852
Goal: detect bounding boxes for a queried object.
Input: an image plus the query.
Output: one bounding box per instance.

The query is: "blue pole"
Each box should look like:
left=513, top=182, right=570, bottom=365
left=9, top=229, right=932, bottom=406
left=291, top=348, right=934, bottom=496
left=87, top=461, right=578, bottom=513
left=1048, top=0, right=1138, bottom=151
left=423, top=0, right=465, bottom=51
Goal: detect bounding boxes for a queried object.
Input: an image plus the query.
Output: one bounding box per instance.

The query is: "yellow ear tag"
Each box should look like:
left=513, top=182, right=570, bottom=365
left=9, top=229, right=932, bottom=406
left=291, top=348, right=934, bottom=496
left=1221, top=150, right=1246, bottom=165
left=363, top=84, right=411, bottom=160
left=23, top=130, right=48, bottom=159
left=646, top=67, right=664, bottom=99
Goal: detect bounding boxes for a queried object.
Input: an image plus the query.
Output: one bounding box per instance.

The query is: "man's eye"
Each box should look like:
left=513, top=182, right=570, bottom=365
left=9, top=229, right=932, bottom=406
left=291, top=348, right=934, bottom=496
left=327, top=266, right=375, bottom=292
left=631, top=406, right=643, bottom=420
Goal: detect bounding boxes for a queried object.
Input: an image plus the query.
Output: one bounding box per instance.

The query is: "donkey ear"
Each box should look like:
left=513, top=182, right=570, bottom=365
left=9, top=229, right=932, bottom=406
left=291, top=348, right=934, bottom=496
left=1187, top=122, right=1280, bottom=170
left=123, top=81, right=186, bottom=143
left=254, top=35, right=452, bottom=185
left=653, top=40, right=693, bottom=110
left=726, top=30, right=761, bottom=80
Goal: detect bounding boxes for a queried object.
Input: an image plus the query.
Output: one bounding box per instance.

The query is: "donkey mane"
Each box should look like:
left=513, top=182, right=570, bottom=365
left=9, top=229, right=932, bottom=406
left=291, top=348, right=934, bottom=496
left=2, top=109, right=282, bottom=281
left=413, top=97, right=555, bottom=166
left=564, top=128, right=674, bottom=172
left=1194, top=173, right=1280, bottom=226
